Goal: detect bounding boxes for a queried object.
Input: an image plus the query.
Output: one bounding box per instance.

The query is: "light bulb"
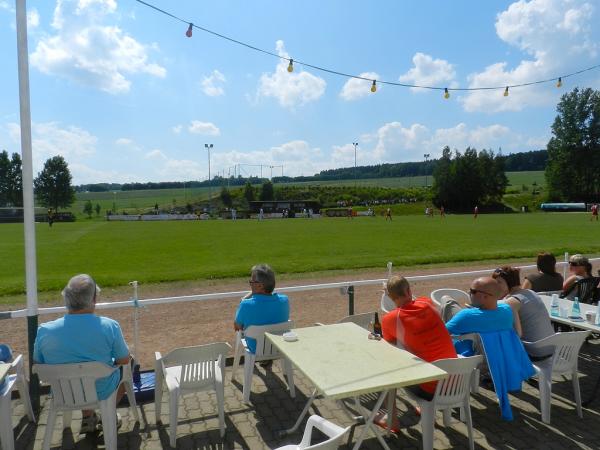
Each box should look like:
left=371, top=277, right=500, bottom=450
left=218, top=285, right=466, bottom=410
left=504, top=86, right=509, bottom=97
left=444, top=88, right=450, bottom=99
left=371, top=80, right=377, bottom=93
left=186, top=23, right=193, bottom=38
left=287, top=59, right=294, bottom=73
left=557, top=77, right=562, bottom=88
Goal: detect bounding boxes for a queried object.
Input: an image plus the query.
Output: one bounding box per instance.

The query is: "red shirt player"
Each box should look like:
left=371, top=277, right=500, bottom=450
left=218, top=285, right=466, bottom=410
left=592, top=204, right=598, bottom=222
left=474, top=205, right=479, bottom=219
left=440, top=205, right=445, bottom=218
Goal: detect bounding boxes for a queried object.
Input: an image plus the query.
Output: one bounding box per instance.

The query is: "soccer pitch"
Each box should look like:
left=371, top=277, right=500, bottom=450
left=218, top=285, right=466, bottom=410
left=1, top=212, right=598, bottom=297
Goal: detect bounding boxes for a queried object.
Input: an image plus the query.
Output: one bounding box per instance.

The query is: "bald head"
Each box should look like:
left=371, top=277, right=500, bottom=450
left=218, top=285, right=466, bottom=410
left=469, top=277, right=500, bottom=309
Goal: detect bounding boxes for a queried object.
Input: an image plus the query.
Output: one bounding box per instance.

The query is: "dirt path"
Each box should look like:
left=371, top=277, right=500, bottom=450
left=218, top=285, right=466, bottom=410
left=1, top=260, right=577, bottom=369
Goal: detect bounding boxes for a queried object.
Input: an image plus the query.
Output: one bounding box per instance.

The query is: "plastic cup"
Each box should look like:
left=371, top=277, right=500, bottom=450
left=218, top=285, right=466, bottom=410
left=559, top=306, right=569, bottom=318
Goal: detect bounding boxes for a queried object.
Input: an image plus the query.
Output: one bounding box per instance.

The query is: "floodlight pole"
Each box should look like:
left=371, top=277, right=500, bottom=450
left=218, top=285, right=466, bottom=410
left=205, top=144, right=213, bottom=213
left=16, top=0, right=40, bottom=413
left=353, top=142, right=358, bottom=188
left=423, top=153, right=430, bottom=187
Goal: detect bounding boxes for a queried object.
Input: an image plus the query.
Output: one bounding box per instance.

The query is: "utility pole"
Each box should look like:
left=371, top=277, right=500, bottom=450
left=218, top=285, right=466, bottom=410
left=205, top=144, right=213, bottom=213
left=353, top=142, right=358, bottom=188
left=424, top=153, right=430, bottom=187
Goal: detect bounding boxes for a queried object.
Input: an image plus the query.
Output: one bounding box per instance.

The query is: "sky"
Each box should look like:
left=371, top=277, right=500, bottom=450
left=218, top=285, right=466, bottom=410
left=0, top=0, right=599, bottom=184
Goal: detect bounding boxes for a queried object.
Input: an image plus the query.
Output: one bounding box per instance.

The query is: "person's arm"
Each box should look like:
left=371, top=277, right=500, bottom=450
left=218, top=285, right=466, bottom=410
left=522, top=278, right=532, bottom=290
left=111, top=322, right=131, bottom=366
left=445, top=310, right=469, bottom=335
left=563, top=275, right=577, bottom=291
left=234, top=301, right=246, bottom=331
left=504, top=297, right=523, bottom=337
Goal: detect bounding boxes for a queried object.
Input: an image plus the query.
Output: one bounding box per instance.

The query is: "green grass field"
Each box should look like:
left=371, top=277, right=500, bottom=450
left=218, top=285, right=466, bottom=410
left=1, top=211, right=598, bottom=298
left=69, top=171, right=545, bottom=219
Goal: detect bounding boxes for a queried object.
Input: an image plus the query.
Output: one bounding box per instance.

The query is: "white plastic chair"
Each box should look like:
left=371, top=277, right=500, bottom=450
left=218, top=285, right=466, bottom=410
left=430, top=289, right=469, bottom=308
left=380, top=293, right=395, bottom=314
left=273, top=415, right=350, bottom=450
left=33, top=362, right=133, bottom=450
left=405, top=355, right=483, bottom=450
left=523, top=331, right=590, bottom=424
left=0, top=354, right=35, bottom=450
left=231, top=321, right=295, bottom=404
left=155, top=342, right=231, bottom=447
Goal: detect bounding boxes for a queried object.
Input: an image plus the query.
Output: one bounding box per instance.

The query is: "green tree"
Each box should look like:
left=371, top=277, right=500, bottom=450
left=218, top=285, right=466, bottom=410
left=243, top=181, right=255, bottom=202
left=94, top=203, right=101, bottom=216
left=432, top=147, right=507, bottom=211
left=33, top=156, right=76, bottom=210
left=8, top=153, right=23, bottom=207
left=83, top=200, right=93, bottom=218
left=259, top=181, right=274, bottom=201
left=546, top=87, right=600, bottom=201
left=0, top=151, right=23, bottom=207
left=220, top=186, right=232, bottom=207
left=0, top=151, right=10, bottom=206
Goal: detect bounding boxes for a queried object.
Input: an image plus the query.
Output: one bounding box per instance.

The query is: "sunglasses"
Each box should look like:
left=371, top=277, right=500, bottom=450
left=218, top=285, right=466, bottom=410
left=469, top=288, right=492, bottom=296
left=249, top=279, right=262, bottom=285
left=494, top=268, right=509, bottom=277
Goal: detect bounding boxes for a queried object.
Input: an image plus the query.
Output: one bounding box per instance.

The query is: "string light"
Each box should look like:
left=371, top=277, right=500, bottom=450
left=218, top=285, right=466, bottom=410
left=135, top=0, right=600, bottom=97
left=371, top=80, right=377, bottom=93
left=287, top=59, right=294, bottom=73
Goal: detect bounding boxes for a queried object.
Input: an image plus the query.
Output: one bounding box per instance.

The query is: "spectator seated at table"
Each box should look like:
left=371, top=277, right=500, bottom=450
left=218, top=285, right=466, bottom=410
left=377, top=275, right=457, bottom=431
left=522, top=252, right=564, bottom=293
left=562, top=254, right=593, bottom=300
left=446, top=277, right=535, bottom=420
left=33, top=274, right=130, bottom=433
left=234, top=264, right=289, bottom=354
left=494, top=266, right=555, bottom=361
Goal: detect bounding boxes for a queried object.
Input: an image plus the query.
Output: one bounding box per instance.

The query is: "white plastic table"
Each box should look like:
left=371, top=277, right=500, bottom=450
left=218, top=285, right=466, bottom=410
left=539, top=295, right=600, bottom=332
left=266, top=322, right=447, bottom=450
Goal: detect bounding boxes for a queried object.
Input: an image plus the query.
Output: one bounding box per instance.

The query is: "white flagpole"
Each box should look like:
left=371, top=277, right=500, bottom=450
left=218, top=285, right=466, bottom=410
left=16, top=0, right=40, bottom=411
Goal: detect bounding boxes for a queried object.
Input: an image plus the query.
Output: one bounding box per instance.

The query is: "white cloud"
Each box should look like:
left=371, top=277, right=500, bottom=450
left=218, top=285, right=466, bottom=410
left=158, top=159, right=204, bottom=180
left=171, top=125, right=182, bottom=134
left=257, top=40, right=326, bottom=108
left=201, top=70, right=226, bottom=97
left=115, top=137, right=133, bottom=146
left=339, top=72, right=380, bottom=101
left=358, top=121, right=538, bottom=163
left=398, top=53, right=457, bottom=92
left=69, top=162, right=140, bottom=184
left=28, top=8, right=40, bottom=29
left=144, top=149, right=167, bottom=160
left=7, top=121, right=98, bottom=176
left=30, top=0, right=166, bottom=94
left=462, top=0, right=599, bottom=112
left=188, top=121, right=220, bottom=136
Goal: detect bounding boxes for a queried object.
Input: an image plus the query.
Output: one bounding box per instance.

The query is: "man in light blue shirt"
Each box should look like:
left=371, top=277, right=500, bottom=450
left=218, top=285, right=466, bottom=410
left=34, top=274, right=130, bottom=433
left=234, top=264, right=289, bottom=354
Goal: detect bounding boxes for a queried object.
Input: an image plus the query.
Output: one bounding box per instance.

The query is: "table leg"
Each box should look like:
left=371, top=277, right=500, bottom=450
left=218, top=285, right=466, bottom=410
left=352, top=390, right=391, bottom=450
left=280, top=388, right=318, bottom=436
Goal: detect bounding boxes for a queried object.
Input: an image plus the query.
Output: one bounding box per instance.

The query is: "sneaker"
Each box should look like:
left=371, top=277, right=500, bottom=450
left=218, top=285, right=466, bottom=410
left=80, top=414, right=99, bottom=434
left=97, top=413, right=122, bottom=431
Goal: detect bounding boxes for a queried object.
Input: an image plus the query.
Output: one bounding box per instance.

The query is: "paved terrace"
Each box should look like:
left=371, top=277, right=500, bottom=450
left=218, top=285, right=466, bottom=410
left=7, top=337, right=600, bottom=450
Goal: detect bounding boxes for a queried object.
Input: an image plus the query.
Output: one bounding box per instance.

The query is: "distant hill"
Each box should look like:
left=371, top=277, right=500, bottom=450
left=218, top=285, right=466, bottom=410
left=76, top=150, right=547, bottom=192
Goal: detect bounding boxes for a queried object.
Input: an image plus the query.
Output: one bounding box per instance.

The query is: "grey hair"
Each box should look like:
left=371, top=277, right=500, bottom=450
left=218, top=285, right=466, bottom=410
left=62, top=274, right=99, bottom=311
left=251, top=264, right=276, bottom=293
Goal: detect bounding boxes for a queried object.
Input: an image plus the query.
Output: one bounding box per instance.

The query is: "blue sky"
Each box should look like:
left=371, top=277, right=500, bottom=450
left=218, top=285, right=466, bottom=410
left=1, top=0, right=599, bottom=184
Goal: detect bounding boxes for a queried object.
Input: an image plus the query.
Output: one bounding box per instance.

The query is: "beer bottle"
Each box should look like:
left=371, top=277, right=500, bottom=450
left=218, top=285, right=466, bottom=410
left=373, top=312, right=382, bottom=337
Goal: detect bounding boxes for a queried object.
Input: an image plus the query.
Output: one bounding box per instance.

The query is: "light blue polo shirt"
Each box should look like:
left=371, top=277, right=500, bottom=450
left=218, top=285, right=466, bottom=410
left=33, top=314, right=129, bottom=400
left=235, top=293, right=289, bottom=353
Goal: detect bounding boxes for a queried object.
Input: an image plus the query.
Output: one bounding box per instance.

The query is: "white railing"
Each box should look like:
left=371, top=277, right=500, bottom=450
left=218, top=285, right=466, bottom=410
left=3, top=252, right=598, bottom=320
